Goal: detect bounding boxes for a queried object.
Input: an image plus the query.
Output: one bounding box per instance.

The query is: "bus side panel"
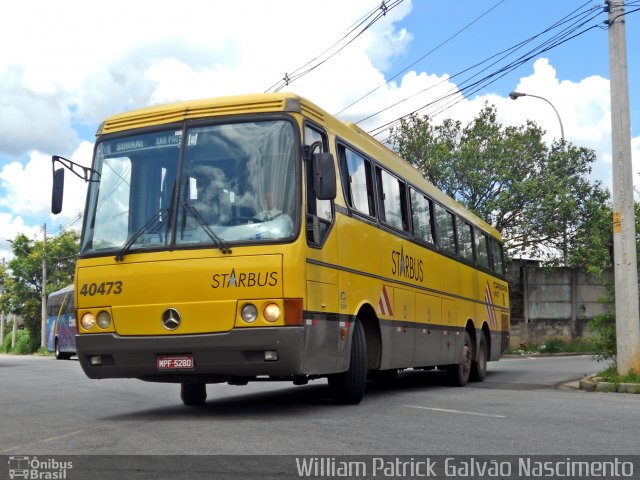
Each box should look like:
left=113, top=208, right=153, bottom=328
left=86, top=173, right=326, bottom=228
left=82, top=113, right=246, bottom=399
left=386, top=287, right=415, bottom=368
left=57, top=312, right=77, bottom=353
left=414, top=293, right=443, bottom=366
left=304, top=279, right=350, bottom=375
left=489, top=312, right=510, bottom=361
left=478, top=275, right=510, bottom=361
left=441, top=297, right=459, bottom=365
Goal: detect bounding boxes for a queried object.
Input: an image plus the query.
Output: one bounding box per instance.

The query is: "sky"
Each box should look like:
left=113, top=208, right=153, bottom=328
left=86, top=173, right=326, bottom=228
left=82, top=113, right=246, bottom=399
left=1, top=0, right=639, bottom=261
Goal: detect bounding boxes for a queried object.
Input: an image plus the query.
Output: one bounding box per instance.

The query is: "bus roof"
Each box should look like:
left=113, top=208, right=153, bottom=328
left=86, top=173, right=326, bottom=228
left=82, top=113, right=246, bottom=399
left=97, top=92, right=500, bottom=240
left=48, top=284, right=74, bottom=298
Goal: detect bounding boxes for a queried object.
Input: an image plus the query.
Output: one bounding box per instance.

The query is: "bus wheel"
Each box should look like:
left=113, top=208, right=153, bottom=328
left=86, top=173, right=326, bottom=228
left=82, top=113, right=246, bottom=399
left=470, top=335, right=487, bottom=382
left=54, top=339, right=66, bottom=360
left=446, top=330, right=472, bottom=387
left=181, top=383, right=207, bottom=406
left=328, top=319, right=368, bottom=404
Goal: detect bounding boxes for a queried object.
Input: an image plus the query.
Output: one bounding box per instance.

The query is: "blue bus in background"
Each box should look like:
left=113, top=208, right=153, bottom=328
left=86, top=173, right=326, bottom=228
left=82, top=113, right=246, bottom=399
left=46, top=285, right=76, bottom=359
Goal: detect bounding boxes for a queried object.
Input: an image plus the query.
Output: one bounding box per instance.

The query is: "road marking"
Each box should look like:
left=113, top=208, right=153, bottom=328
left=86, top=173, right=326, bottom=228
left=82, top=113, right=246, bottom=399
left=1, top=430, right=85, bottom=454
left=403, top=405, right=506, bottom=418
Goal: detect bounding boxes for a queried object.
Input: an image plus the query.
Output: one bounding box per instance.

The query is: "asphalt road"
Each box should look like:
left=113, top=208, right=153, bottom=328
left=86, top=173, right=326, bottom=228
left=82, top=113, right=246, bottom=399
left=0, top=353, right=638, bottom=458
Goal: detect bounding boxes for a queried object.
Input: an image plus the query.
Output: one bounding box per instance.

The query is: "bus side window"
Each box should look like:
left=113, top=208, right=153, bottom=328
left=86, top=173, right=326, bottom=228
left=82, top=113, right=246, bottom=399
left=376, top=167, right=409, bottom=232
left=340, top=145, right=375, bottom=217
left=475, top=229, right=491, bottom=269
left=434, top=203, right=456, bottom=254
left=304, top=125, right=333, bottom=245
left=456, top=217, right=474, bottom=262
left=491, top=239, right=506, bottom=275
left=410, top=188, right=434, bottom=244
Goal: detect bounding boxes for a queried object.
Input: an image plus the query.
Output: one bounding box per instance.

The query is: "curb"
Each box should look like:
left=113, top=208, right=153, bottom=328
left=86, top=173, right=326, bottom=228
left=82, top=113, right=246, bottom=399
left=503, top=353, right=596, bottom=358
left=578, top=375, right=640, bottom=394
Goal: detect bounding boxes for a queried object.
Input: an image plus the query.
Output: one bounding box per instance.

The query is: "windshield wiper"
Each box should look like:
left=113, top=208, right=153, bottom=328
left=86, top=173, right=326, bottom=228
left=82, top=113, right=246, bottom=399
left=115, top=207, right=169, bottom=261
left=182, top=202, right=232, bottom=254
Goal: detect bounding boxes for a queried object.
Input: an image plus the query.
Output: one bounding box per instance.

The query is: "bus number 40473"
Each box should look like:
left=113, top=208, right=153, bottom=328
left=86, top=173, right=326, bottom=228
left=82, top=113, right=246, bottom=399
left=80, top=281, right=123, bottom=296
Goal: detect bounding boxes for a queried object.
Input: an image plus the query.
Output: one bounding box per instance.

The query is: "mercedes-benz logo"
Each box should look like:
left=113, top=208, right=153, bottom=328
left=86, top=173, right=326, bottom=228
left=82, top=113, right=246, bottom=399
left=161, top=308, right=181, bottom=330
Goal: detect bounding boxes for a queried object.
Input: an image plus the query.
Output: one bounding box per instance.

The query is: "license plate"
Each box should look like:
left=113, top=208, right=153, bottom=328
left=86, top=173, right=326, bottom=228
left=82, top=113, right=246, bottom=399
left=157, top=354, right=194, bottom=370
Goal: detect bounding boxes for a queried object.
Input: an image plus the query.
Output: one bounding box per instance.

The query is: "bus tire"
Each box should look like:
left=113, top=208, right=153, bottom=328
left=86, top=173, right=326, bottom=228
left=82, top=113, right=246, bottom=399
left=328, top=319, right=367, bottom=404
left=470, top=335, right=487, bottom=382
left=181, top=383, right=207, bottom=406
left=446, top=330, right=472, bottom=387
left=54, top=339, right=69, bottom=360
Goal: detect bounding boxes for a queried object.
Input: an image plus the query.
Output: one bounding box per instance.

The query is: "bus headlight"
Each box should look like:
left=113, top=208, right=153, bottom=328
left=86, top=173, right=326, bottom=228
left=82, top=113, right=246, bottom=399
left=81, top=312, right=96, bottom=330
left=96, top=311, right=112, bottom=329
left=241, top=303, right=258, bottom=323
left=263, top=303, right=281, bottom=323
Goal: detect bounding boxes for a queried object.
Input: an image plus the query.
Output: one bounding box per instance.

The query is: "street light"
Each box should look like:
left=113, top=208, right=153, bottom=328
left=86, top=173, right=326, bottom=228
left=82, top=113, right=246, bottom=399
left=509, top=91, right=565, bottom=142
left=509, top=91, right=568, bottom=266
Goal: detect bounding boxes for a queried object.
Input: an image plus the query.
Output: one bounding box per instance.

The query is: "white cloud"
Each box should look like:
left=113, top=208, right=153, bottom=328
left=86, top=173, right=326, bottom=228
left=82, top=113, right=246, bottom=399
left=0, top=214, right=42, bottom=262
left=2, top=0, right=639, bottom=264
left=0, top=142, right=92, bottom=225
left=0, top=66, right=78, bottom=157
left=1, top=1, right=416, bottom=154
left=0, top=0, right=415, bottom=259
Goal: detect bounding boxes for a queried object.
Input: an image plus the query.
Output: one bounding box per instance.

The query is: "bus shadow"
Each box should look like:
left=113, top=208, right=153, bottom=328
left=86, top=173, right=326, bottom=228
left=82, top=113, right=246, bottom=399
left=103, top=369, right=469, bottom=421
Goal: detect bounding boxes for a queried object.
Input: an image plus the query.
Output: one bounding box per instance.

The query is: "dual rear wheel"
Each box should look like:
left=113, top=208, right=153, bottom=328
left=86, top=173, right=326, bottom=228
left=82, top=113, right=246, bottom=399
left=446, top=330, right=488, bottom=386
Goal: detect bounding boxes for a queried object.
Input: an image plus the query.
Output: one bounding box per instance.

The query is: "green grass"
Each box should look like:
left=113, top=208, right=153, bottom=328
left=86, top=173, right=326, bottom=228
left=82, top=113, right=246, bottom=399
left=596, top=366, right=640, bottom=384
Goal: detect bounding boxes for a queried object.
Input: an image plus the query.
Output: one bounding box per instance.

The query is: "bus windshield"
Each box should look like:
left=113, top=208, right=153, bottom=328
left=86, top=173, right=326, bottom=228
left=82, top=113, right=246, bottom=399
left=81, top=119, right=298, bottom=255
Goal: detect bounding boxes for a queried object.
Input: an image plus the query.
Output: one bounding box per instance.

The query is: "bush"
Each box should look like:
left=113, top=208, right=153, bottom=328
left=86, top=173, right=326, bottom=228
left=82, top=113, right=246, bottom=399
left=539, top=338, right=567, bottom=353
left=588, top=312, right=616, bottom=363
left=1, top=330, right=11, bottom=353
left=13, top=329, right=38, bottom=354
left=0, top=328, right=39, bottom=354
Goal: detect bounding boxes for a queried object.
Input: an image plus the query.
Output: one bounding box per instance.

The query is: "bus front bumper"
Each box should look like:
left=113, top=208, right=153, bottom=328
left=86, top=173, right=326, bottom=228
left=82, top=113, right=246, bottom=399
left=75, top=327, right=311, bottom=382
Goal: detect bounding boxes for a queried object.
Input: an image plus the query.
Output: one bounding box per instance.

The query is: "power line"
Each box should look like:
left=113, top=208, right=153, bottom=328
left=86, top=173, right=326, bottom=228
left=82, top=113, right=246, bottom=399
left=364, top=1, right=612, bottom=140
left=425, top=5, right=603, bottom=120
left=365, top=1, right=599, bottom=135
left=264, top=0, right=405, bottom=93
left=334, top=0, right=507, bottom=117
left=58, top=212, right=83, bottom=232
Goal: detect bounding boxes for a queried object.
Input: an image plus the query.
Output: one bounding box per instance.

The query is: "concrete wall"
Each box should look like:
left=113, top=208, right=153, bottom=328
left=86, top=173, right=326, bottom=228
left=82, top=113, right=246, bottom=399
left=507, top=261, right=613, bottom=346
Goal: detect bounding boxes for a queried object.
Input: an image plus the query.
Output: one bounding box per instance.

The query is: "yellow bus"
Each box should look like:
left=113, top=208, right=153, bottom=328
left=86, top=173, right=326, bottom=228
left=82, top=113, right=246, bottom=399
left=51, top=93, right=509, bottom=405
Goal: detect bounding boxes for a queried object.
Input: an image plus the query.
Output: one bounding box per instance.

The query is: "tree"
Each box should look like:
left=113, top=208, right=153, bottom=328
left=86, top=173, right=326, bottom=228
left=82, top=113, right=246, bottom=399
left=391, top=103, right=611, bottom=265
left=3, top=229, right=79, bottom=351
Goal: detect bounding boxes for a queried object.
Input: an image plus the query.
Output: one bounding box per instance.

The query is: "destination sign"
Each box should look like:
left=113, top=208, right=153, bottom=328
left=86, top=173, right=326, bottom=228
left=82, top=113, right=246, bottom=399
left=101, top=131, right=182, bottom=155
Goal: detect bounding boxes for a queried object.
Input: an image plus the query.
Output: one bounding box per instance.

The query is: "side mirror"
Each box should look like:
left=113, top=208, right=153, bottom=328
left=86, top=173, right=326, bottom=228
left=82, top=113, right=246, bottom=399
left=51, top=168, right=65, bottom=214
left=313, top=152, right=336, bottom=200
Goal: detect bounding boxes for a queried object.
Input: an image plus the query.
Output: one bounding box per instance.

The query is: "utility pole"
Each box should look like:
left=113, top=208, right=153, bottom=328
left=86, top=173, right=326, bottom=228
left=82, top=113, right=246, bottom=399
left=41, top=223, right=47, bottom=349
left=607, top=0, right=640, bottom=374
left=11, top=313, right=17, bottom=349
left=0, top=257, right=5, bottom=344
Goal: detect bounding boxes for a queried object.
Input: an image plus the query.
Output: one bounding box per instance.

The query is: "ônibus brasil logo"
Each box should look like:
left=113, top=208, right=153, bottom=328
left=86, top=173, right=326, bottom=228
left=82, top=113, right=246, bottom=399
left=8, top=456, right=73, bottom=479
